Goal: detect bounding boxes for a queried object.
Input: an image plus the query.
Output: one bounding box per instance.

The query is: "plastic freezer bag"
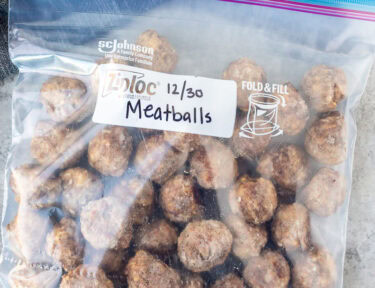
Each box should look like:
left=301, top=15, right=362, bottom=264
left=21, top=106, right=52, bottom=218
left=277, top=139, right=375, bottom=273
left=1, top=0, right=375, bottom=287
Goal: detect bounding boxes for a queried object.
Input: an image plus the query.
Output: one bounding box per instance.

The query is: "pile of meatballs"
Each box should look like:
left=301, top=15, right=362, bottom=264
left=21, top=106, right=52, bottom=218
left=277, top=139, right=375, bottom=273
left=6, top=29, right=348, bottom=288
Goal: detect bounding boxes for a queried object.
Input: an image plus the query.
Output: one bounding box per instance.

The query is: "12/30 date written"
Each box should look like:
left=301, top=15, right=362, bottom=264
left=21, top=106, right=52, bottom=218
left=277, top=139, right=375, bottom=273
left=167, top=81, right=204, bottom=101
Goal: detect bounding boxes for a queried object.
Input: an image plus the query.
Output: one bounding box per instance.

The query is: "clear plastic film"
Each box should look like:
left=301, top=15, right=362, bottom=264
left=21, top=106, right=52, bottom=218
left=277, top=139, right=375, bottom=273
left=1, top=0, right=375, bottom=287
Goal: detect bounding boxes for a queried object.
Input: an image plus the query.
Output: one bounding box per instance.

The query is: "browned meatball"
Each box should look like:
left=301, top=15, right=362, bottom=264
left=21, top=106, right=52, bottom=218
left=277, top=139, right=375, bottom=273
left=243, top=250, right=290, bottom=288
left=257, top=144, right=309, bottom=191
left=61, top=167, right=103, bottom=217
left=211, top=273, right=245, bottom=288
left=190, top=139, right=238, bottom=190
left=80, top=197, right=133, bottom=250
left=231, top=114, right=271, bottom=160
left=178, top=220, right=233, bottom=272
left=60, top=265, right=114, bottom=288
left=229, top=175, right=278, bottom=225
left=160, top=175, right=202, bottom=223
left=136, top=30, right=178, bottom=73
left=46, top=218, right=84, bottom=271
left=110, top=176, right=155, bottom=225
left=292, top=247, right=337, bottom=288
left=272, top=203, right=311, bottom=251
left=182, top=273, right=205, bottom=288
left=305, top=112, right=347, bottom=165
left=276, top=83, right=309, bottom=136
left=8, top=264, right=62, bottom=288
left=87, top=248, right=126, bottom=273
left=302, top=65, right=347, bottom=112
left=88, top=126, right=133, bottom=177
left=164, top=131, right=201, bottom=152
left=300, top=168, right=346, bottom=217
left=125, top=250, right=183, bottom=288
left=224, top=214, right=268, bottom=260
left=41, top=76, right=94, bottom=124
left=223, top=58, right=266, bottom=111
left=30, top=121, right=85, bottom=169
left=135, top=219, right=178, bottom=253
left=10, top=164, right=62, bottom=209
left=134, top=135, right=188, bottom=184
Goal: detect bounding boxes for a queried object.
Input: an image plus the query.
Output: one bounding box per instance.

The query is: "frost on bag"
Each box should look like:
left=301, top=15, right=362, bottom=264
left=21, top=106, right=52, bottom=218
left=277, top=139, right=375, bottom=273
left=1, top=0, right=375, bottom=287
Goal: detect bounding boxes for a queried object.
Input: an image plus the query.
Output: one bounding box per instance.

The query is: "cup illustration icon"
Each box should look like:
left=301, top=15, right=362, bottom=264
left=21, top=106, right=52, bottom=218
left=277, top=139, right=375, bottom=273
left=240, top=93, right=286, bottom=138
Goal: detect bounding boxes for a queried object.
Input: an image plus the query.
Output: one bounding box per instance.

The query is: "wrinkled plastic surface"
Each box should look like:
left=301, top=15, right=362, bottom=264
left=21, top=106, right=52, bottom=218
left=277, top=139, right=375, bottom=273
left=1, top=0, right=375, bottom=287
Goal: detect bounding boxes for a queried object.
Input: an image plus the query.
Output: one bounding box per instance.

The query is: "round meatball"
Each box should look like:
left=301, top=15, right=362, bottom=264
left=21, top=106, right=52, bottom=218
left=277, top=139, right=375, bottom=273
left=46, top=218, right=84, bottom=271
left=136, top=30, right=178, bottom=73
left=190, top=139, right=238, bottom=189
left=134, top=135, right=188, bottom=184
left=272, top=203, right=311, bottom=251
left=87, top=248, right=126, bottom=273
left=257, top=144, right=309, bottom=191
left=30, top=121, right=85, bottom=169
left=60, top=265, right=113, bottom=288
left=125, top=250, right=183, bottom=288
left=300, top=168, right=346, bottom=217
left=10, top=164, right=62, bottom=209
left=231, top=114, right=271, bottom=160
left=302, top=65, right=347, bottom=112
left=182, top=273, right=205, bottom=288
left=80, top=197, right=133, bottom=250
left=211, top=274, right=245, bottom=288
left=111, top=176, right=155, bottom=225
left=276, top=83, right=309, bottom=136
left=160, top=175, right=202, bottom=223
left=88, top=126, right=133, bottom=177
left=41, top=76, right=94, bottom=124
left=292, top=247, right=337, bottom=288
left=229, top=175, right=278, bottom=225
left=135, top=219, right=178, bottom=254
left=61, top=167, right=103, bottom=217
left=178, top=220, right=233, bottom=272
left=305, top=112, right=347, bottom=165
left=164, top=131, right=201, bottom=152
left=223, top=58, right=266, bottom=111
left=224, top=214, right=268, bottom=260
left=8, top=264, right=62, bottom=288
left=243, top=250, right=290, bottom=288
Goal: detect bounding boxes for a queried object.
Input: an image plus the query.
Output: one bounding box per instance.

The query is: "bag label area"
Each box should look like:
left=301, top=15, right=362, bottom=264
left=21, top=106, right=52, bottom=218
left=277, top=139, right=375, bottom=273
left=93, top=64, right=237, bottom=138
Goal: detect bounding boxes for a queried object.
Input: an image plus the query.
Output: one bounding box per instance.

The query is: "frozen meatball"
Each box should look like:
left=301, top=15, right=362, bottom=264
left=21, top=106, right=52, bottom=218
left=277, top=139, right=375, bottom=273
left=41, top=76, right=94, bottom=124
left=135, top=219, right=178, bottom=254
left=136, top=30, right=178, bottom=73
left=178, top=220, right=233, bottom=272
left=224, top=214, right=268, bottom=260
left=302, top=65, right=347, bottom=112
left=272, top=203, right=311, bottom=251
left=300, top=168, right=346, bottom=217
left=231, top=114, right=271, bottom=160
left=190, top=139, right=238, bottom=189
left=8, top=264, right=62, bottom=288
left=46, top=218, right=84, bottom=271
left=211, top=274, right=245, bottom=288
left=160, top=175, right=202, bottom=223
left=125, top=250, right=183, bottom=288
left=61, top=167, right=103, bottom=217
left=10, top=164, right=62, bottom=209
left=134, top=135, right=188, bottom=184
left=229, top=175, right=278, bottom=225
left=163, top=131, right=201, bottom=152
left=111, top=176, right=154, bottom=225
left=88, top=126, right=133, bottom=177
left=223, top=58, right=266, bottom=111
left=182, top=273, right=205, bottom=288
left=305, top=112, right=347, bottom=165
left=276, top=83, right=309, bottom=136
left=30, top=121, right=85, bottom=169
left=87, top=248, right=126, bottom=273
left=80, top=197, right=133, bottom=250
left=292, top=247, right=337, bottom=288
left=60, top=265, right=113, bottom=288
left=243, top=250, right=290, bottom=288
left=257, top=144, right=309, bottom=191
